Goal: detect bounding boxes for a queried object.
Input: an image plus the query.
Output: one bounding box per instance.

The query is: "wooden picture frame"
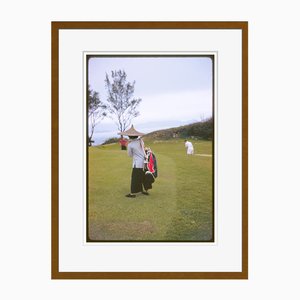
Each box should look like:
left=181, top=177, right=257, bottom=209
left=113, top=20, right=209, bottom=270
left=52, top=21, right=248, bottom=279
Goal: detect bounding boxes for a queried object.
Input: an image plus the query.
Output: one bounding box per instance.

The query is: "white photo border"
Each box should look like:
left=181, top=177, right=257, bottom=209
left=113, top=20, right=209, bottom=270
left=83, top=50, right=218, bottom=246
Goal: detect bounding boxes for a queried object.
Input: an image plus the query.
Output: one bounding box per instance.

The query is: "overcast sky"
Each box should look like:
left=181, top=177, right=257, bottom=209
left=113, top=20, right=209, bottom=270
left=88, top=56, right=213, bottom=126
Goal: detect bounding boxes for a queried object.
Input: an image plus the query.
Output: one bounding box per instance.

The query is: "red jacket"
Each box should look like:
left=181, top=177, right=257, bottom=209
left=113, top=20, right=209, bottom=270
left=119, top=139, right=128, bottom=146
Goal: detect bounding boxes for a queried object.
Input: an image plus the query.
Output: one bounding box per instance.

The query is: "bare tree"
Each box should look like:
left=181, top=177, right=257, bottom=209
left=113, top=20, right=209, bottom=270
left=88, top=85, right=107, bottom=145
left=104, top=70, right=142, bottom=134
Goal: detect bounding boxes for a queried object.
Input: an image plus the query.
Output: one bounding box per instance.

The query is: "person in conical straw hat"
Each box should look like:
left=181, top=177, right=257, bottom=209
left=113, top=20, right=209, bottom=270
left=119, top=125, right=148, bottom=198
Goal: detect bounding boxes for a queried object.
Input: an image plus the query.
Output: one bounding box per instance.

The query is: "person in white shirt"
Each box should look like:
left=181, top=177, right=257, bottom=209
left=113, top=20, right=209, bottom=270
left=126, top=136, right=148, bottom=198
left=185, top=139, right=194, bottom=155
left=118, top=125, right=149, bottom=198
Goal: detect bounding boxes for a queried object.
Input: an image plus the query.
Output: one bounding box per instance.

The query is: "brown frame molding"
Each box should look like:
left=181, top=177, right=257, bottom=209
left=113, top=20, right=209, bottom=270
left=51, top=21, right=248, bottom=280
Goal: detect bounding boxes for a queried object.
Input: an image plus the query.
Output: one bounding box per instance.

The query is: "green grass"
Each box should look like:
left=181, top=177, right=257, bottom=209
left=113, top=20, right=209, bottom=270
left=88, top=139, right=213, bottom=241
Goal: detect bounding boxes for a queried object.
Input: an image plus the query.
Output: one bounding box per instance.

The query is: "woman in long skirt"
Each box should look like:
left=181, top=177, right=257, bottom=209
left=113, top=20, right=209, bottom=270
left=126, top=135, right=148, bottom=198
left=119, top=125, right=149, bottom=198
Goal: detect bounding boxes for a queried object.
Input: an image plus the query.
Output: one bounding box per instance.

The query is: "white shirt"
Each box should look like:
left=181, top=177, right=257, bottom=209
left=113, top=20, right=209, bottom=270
left=127, top=138, right=145, bottom=168
left=185, top=141, right=194, bottom=149
left=185, top=141, right=194, bottom=154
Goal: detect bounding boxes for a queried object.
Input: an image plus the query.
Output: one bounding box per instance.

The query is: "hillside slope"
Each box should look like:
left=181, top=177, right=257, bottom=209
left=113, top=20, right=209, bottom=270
left=144, top=118, right=213, bottom=140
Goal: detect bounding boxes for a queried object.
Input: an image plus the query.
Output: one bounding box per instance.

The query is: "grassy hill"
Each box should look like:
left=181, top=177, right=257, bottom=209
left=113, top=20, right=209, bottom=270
left=144, top=118, right=213, bottom=141
left=99, top=118, right=213, bottom=145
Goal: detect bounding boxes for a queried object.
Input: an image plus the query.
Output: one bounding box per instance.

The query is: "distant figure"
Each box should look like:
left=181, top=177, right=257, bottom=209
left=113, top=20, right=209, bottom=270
left=119, top=137, right=128, bottom=150
left=185, top=139, right=194, bottom=155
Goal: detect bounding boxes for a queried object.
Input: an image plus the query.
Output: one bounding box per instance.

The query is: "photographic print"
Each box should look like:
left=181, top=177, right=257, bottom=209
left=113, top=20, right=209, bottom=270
left=52, top=21, right=248, bottom=279
left=87, top=55, right=214, bottom=242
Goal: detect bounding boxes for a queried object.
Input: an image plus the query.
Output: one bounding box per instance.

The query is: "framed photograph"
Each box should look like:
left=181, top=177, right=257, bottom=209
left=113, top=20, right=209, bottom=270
left=52, top=21, right=248, bottom=279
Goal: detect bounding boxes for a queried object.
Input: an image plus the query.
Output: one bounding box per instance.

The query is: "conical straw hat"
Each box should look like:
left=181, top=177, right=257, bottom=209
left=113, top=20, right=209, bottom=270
left=118, top=125, right=145, bottom=136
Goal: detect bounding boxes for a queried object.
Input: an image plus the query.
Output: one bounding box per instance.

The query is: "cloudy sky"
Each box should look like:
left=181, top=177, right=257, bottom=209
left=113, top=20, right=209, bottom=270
left=88, top=56, right=213, bottom=143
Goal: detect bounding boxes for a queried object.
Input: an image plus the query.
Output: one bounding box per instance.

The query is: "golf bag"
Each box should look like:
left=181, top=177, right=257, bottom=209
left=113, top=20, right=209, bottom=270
left=143, top=149, right=158, bottom=191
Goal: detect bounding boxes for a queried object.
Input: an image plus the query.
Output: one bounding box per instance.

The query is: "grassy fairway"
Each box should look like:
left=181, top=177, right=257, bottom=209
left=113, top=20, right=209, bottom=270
left=88, top=139, right=213, bottom=241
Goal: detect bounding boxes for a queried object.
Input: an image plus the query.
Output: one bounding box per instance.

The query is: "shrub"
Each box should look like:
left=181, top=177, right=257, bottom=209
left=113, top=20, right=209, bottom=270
left=102, top=137, right=119, bottom=145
